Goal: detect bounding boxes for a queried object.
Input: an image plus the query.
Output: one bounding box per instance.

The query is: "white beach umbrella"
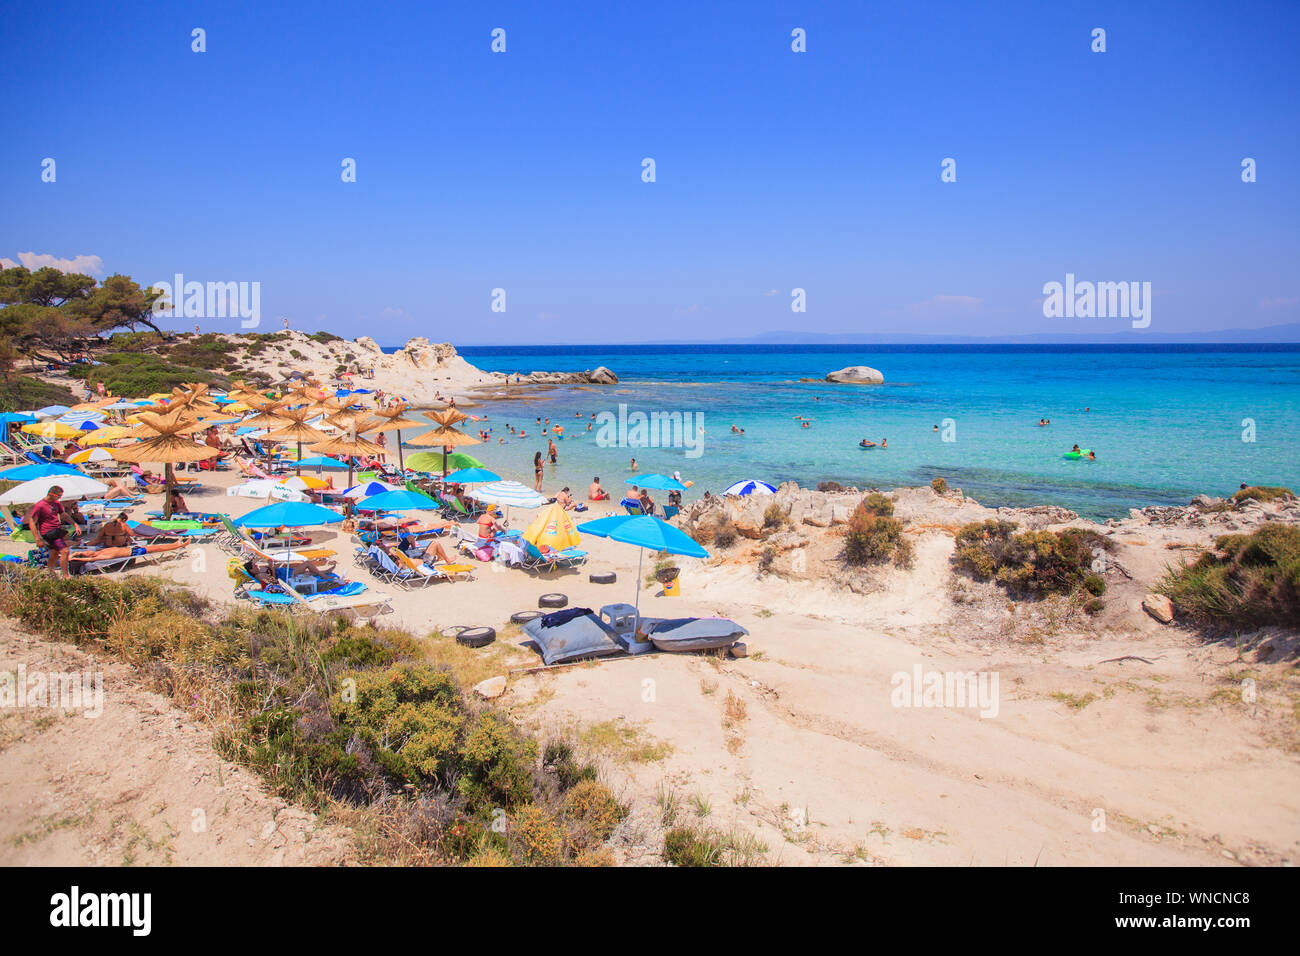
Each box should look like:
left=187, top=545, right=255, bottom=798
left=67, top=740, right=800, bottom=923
left=343, top=479, right=402, bottom=499
left=0, top=474, right=110, bottom=505
left=470, top=480, right=549, bottom=509
left=227, top=479, right=309, bottom=502
left=722, top=479, right=777, bottom=497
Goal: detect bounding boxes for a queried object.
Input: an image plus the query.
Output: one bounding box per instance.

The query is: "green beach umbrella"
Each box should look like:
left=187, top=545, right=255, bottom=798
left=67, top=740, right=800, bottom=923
left=405, top=451, right=484, bottom=474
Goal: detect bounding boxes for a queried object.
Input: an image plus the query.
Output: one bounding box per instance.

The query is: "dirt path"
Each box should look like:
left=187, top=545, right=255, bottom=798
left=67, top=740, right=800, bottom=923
left=509, top=532, right=1300, bottom=867
left=0, top=621, right=355, bottom=866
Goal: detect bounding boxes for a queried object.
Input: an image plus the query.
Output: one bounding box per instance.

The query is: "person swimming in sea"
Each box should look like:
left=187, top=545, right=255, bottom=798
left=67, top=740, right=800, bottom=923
left=1071, top=444, right=1081, bottom=453
left=860, top=438, right=876, bottom=448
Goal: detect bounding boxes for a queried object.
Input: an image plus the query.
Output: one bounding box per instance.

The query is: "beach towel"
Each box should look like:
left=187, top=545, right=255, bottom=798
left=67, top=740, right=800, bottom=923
left=540, top=606, right=593, bottom=629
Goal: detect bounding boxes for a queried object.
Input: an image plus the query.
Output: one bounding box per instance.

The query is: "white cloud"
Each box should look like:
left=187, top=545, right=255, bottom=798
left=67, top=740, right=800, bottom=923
left=0, top=252, right=105, bottom=276
left=380, top=306, right=406, bottom=317
left=762, top=289, right=779, bottom=296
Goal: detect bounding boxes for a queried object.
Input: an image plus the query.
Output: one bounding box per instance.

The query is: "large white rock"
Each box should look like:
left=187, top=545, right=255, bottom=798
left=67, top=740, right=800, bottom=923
left=825, top=366, right=884, bottom=384
left=473, top=676, right=508, bottom=699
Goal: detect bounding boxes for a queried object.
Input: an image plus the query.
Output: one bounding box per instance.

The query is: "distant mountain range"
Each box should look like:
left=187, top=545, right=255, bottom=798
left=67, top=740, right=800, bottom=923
left=690, top=322, right=1300, bottom=346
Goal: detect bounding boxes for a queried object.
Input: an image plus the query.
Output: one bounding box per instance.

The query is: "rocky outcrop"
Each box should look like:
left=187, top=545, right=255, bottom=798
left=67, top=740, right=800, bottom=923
left=825, top=365, right=884, bottom=385
left=487, top=366, right=618, bottom=385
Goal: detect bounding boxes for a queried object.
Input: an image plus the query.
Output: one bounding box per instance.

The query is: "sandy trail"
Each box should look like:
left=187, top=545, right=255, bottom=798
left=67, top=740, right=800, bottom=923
left=0, top=622, right=353, bottom=866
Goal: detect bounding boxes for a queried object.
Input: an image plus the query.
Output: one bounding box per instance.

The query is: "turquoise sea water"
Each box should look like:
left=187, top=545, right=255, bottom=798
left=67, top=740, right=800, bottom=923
left=396, top=345, right=1300, bottom=521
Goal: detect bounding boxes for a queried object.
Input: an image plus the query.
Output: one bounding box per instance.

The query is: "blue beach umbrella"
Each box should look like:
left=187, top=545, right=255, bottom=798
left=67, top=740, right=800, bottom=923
left=0, top=462, right=83, bottom=481
left=0, top=412, right=38, bottom=425
left=577, top=514, right=709, bottom=618
left=443, top=467, right=501, bottom=483
left=722, top=479, right=777, bottom=497
left=343, top=479, right=402, bottom=499
left=293, top=455, right=350, bottom=469
left=355, top=489, right=442, bottom=512
left=36, top=405, right=71, bottom=418
left=233, top=501, right=344, bottom=529
left=624, top=473, right=688, bottom=491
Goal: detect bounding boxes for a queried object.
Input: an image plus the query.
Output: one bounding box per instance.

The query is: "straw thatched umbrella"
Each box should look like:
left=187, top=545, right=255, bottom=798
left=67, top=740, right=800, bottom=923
left=308, top=424, right=388, bottom=487
left=368, top=403, right=425, bottom=472
left=111, top=409, right=216, bottom=517
left=405, top=422, right=482, bottom=478
left=265, top=410, right=328, bottom=475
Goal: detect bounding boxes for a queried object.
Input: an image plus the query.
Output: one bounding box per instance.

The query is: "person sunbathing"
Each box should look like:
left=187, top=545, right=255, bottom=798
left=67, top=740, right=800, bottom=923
left=69, top=541, right=187, bottom=561
left=102, top=478, right=137, bottom=499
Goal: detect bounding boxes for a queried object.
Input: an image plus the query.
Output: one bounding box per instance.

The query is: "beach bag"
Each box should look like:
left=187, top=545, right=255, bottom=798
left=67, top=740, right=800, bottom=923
left=474, top=545, right=494, bottom=562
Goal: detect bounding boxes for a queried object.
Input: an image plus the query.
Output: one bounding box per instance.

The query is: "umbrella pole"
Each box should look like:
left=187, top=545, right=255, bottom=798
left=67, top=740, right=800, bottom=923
left=396, top=429, right=404, bottom=472
left=296, top=440, right=302, bottom=475
left=633, top=548, right=644, bottom=625
left=163, top=462, right=173, bottom=519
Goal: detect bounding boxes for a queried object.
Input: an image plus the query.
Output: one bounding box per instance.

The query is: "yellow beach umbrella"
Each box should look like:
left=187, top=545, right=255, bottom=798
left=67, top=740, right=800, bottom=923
left=522, top=502, right=582, bottom=551
left=81, top=425, right=132, bottom=445
left=66, top=447, right=116, bottom=464
left=21, top=421, right=83, bottom=440
left=278, top=474, right=329, bottom=491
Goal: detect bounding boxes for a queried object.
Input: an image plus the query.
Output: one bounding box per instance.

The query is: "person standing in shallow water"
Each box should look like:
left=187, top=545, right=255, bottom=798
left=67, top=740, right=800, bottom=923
left=548, top=437, right=558, bottom=464
left=533, top=452, right=544, bottom=491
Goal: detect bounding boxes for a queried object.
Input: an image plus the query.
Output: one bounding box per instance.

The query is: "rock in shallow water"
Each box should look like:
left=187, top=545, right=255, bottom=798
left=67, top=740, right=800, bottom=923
left=825, top=365, right=884, bottom=384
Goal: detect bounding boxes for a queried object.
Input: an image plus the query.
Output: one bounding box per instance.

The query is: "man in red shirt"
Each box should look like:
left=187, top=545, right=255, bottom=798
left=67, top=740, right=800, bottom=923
left=27, top=485, right=77, bottom=577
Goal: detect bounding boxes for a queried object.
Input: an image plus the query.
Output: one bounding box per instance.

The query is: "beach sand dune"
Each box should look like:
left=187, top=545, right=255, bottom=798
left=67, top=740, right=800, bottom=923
left=2, top=465, right=1295, bottom=866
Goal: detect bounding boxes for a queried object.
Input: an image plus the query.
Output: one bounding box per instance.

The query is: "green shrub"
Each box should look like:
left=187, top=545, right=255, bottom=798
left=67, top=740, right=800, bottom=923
left=763, top=502, right=786, bottom=529
left=952, top=521, right=1113, bottom=600
left=1232, top=486, right=1295, bottom=505
left=663, top=827, right=721, bottom=867
left=712, top=516, right=738, bottom=549
left=78, top=351, right=223, bottom=396
left=931, top=477, right=948, bottom=495
left=563, top=779, right=627, bottom=845
left=861, top=492, right=894, bottom=517
left=544, top=741, right=598, bottom=791
left=0, top=374, right=77, bottom=412
left=1083, top=574, right=1107, bottom=596
left=1158, top=523, right=1300, bottom=629
left=310, top=331, right=343, bottom=344
left=844, top=496, right=912, bottom=567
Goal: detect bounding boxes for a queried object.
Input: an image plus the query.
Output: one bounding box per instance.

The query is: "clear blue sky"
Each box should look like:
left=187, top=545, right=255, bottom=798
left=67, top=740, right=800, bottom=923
left=3, top=1, right=1297, bottom=343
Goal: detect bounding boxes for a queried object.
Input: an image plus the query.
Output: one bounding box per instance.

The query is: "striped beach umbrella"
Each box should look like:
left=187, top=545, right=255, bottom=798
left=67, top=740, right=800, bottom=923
left=722, top=479, right=777, bottom=497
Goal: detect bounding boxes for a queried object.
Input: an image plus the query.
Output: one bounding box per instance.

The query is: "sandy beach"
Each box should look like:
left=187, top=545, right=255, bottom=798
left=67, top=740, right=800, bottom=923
left=2, top=446, right=1294, bottom=867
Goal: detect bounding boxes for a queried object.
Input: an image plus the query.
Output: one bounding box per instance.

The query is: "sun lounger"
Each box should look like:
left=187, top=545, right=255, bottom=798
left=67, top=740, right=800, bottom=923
left=522, top=610, right=624, bottom=666
left=520, top=539, right=588, bottom=570
left=391, top=549, right=473, bottom=584
left=67, top=543, right=189, bottom=575
left=640, top=617, right=749, bottom=653
left=279, top=577, right=393, bottom=619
